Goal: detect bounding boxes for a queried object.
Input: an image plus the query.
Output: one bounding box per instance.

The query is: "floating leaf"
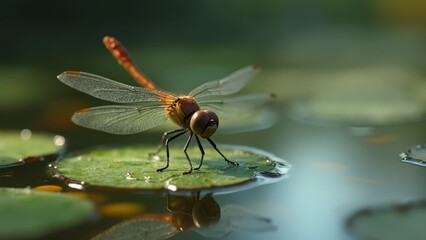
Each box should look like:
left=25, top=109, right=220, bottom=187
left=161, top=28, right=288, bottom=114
left=0, top=188, right=95, bottom=239
left=92, top=217, right=176, bottom=240
left=51, top=145, right=289, bottom=192
left=347, top=201, right=426, bottom=240
left=0, top=130, right=65, bottom=166
left=400, top=144, right=426, bottom=167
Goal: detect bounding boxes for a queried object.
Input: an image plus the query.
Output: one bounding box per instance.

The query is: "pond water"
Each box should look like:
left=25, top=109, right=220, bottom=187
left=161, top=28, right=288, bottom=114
left=185, top=114, right=425, bottom=240
left=2, top=106, right=426, bottom=239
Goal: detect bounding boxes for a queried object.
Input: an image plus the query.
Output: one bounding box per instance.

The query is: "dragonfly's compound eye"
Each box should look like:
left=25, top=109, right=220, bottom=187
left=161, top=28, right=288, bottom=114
left=190, top=110, right=219, bottom=138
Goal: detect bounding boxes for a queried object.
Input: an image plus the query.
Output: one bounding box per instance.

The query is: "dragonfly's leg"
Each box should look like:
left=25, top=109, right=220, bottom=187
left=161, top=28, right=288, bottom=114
left=156, top=129, right=188, bottom=172
left=182, top=132, right=194, bottom=175
left=194, top=135, right=205, bottom=170
left=207, top=138, right=239, bottom=166
left=152, top=129, right=186, bottom=156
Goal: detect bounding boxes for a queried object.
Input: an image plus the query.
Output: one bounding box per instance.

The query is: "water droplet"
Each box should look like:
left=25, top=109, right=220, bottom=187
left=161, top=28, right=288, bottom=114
left=53, top=135, right=66, bottom=146
left=125, top=172, right=137, bottom=180
left=20, top=129, right=32, bottom=140
left=167, top=184, right=177, bottom=191
left=144, top=176, right=151, bottom=183
left=400, top=144, right=426, bottom=167
left=68, top=181, right=85, bottom=190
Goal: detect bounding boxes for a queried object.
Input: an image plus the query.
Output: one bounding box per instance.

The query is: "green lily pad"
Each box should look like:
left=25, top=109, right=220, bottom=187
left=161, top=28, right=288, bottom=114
left=0, top=130, right=65, bottom=166
left=400, top=144, right=426, bottom=167
left=52, top=145, right=289, bottom=192
left=92, top=217, right=176, bottom=240
left=0, top=187, right=95, bottom=239
left=347, top=201, right=426, bottom=240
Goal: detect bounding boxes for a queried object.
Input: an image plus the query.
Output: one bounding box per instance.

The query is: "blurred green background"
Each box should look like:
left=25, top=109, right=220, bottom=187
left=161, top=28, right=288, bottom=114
left=2, top=1, right=425, bottom=134
left=2, top=1, right=426, bottom=239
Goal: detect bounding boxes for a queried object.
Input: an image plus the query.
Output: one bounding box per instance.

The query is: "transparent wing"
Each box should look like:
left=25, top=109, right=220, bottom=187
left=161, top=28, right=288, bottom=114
left=57, top=71, right=176, bottom=104
left=197, top=93, right=277, bottom=133
left=220, top=205, right=277, bottom=232
left=189, top=66, right=259, bottom=99
left=195, top=204, right=276, bottom=238
left=71, top=104, right=168, bottom=135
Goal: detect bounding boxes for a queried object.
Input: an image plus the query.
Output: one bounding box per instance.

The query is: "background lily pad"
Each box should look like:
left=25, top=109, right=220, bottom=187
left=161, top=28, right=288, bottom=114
left=400, top=144, right=426, bottom=167
left=92, top=217, right=176, bottom=240
left=347, top=201, right=426, bottom=240
left=0, top=130, right=65, bottom=166
left=52, top=145, right=288, bottom=192
left=0, top=187, right=95, bottom=239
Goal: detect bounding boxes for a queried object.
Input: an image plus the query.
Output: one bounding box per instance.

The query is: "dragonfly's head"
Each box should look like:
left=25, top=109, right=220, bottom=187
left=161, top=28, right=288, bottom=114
left=190, top=110, right=219, bottom=138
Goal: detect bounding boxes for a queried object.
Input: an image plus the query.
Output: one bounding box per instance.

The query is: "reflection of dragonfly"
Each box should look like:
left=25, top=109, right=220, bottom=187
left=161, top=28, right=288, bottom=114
left=58, top=36, right=274, bottom=174
left=167, top=193, right=276, bottom=238
left=92, top=193, right=276, bottom=239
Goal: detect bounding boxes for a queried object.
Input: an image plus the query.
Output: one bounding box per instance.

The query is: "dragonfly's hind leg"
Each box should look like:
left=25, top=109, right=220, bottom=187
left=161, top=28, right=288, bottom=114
left=207, top=138, right=239, bottom=166
left=156, top=129, right=187, bottom=172
left=150, top=129, right=186, bottom=159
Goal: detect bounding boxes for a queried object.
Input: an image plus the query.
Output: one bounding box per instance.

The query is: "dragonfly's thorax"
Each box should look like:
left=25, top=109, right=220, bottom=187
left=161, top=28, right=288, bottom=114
left=166, top=96, right=200, bottom=128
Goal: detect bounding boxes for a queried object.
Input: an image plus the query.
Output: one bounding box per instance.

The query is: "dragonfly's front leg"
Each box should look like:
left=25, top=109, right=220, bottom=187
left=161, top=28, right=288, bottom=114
left=194, top=135, right=205, bottom=170
left=156, top=129, right=188, bottom=172
left=207, top=138, right=239, bottom=166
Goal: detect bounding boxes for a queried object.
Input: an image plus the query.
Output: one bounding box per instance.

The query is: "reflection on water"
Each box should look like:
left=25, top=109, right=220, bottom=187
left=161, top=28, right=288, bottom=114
left=248, top=115, right=426, bottom=240
left=91, top=193, right=276, bottom=239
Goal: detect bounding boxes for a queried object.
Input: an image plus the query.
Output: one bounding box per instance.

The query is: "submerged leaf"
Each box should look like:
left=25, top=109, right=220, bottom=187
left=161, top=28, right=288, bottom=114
left=52, top=145, right=289, bottom=192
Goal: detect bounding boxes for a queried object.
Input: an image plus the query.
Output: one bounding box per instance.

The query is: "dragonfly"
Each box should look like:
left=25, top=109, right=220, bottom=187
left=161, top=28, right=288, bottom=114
left=58, top=36, right=274, bottom=174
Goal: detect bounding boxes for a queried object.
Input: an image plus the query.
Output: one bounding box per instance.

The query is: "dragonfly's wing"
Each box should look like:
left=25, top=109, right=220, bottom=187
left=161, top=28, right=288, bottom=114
left=197, top=93, right=277, bottom=134
left=58, top=71, right=176, bottom=104
left=72, top=104, right=168, bottom=135
left=195, top=204, right=276, bottom=238
left=189, top=66, right=259, bottom=99
left=220, top=205, right=277, bottom=232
